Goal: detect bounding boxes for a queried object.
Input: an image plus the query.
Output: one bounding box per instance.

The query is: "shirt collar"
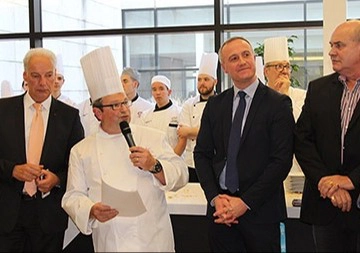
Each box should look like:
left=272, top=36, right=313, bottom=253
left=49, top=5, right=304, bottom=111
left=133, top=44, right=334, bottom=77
left=24, top=92, right=52, bottom=111
left=233, top=79, right=259, bottom=100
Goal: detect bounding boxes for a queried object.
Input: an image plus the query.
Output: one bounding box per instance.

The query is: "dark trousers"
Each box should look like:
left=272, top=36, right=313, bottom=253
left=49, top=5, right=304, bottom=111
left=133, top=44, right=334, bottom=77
left=188, top=167, right=199, bottom=182
left=208, top=214, right=280, bottom=252
left=312, top=213, right=360, bottom=252
left=0, top=197, right=64, bottom=252
left=62, top=233, right=94, bottom=252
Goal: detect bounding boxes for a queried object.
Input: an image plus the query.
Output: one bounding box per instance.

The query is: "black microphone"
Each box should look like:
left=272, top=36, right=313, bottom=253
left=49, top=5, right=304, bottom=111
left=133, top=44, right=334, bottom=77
left=119, top=121, right=136, bottom=147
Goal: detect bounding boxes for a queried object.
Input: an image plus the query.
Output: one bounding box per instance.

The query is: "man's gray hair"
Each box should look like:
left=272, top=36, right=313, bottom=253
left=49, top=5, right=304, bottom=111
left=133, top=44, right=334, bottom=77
left=23, top=48, right=56, bottom=72
left=122, top=67, right=140, bottom=83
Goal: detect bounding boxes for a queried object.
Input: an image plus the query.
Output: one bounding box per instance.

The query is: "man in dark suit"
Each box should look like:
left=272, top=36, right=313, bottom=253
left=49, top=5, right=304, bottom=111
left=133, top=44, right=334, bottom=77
left=294, top=20, right=360, bottom=252
left=0, top=48, right=84, bottom=252
left=194, top=36, right=294, bottom=252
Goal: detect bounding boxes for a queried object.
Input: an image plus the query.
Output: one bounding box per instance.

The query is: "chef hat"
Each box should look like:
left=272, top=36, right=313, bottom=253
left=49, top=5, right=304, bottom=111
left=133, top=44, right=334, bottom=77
left=151, top=75, right=171, bottom=89
left=198, top=52, right=218, bottom=79
left=80, top=46, right=124, bottom=101
left=122, top=67, right=140, bottom=82
left=264, top=36, right=289, bottom=64
left=1, top=80, right=13, bottom=98
left=56, top=54, right=65, bottom=76
left=255, top=56, right=265, bottom=83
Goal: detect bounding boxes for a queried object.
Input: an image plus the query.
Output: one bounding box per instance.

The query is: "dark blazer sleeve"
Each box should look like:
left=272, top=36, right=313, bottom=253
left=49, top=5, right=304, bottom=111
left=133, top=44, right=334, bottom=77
left=195, top=84, right=295, bottom=223
left=194, top=90, right=231, bottom=204
left=239, top=87, right=294, bottom=212
left=41, top=98, right=84, bottom=189
left=37, top=98, right=84, bottom=233
left=294, top=73, right=343, bottom=187
left=294, top=73, right=360, bottom=225
left=0, top=95, right=84, bottom=234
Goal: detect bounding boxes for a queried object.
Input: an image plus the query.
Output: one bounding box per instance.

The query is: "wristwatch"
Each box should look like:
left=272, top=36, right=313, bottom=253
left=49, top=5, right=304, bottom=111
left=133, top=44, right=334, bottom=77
left=149, top=160, right=163, bottom=174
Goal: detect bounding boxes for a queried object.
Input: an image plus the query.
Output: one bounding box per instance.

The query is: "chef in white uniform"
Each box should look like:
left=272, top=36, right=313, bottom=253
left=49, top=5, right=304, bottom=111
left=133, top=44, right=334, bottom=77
left=120, top=67, right=153, bottom=124
left=176, top=52, right=218, bottom=182
left=77, top=97, right=100, bottom=137
left=263, top=36, right=306, bottom=188
left=51, top=54, right=77, bottom=108
left=140, top=75, right=181, bottom=151
left=62, top=46, right=188, bottom=252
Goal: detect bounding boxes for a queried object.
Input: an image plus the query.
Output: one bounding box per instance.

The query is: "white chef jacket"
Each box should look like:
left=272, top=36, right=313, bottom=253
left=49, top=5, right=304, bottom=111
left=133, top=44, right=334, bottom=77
left=285, top=87, right=306, bottom=193
left=140, top=101, right=181, bottom=149
left=289, top=86, right=306, bottom=123
left=62, top=124, right=188, bottom=252
left=130, top=95, right=153, bottom=125
left=63, top=97, right=100, bottom=249
left=57, top=93, right=78, bottom=108
left=77, top=98, right=100, bottom=137
left=178, top=95, right=207, bottom=168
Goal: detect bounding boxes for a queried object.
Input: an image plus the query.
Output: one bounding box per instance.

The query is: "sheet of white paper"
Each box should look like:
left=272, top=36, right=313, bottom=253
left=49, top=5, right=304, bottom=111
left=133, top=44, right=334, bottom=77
left=101, top=179, right=146, bottom=217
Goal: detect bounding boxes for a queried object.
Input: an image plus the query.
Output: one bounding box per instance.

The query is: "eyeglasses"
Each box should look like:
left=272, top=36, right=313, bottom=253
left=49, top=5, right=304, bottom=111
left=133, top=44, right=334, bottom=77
left=100, top=100, right=132, bottom=110
left=266, top=63, right=292, bottom=72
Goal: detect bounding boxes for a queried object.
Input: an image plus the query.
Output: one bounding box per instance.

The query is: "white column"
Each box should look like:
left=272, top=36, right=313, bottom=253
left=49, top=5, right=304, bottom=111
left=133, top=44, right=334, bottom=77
left=323, top=0, right=347, bottom=75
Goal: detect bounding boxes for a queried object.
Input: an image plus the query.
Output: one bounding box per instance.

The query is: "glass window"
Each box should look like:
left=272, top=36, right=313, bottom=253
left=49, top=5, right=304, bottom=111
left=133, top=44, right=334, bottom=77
left=0, top=39, right=29, bottom=97
left=348, top=0, right=360, bottom=19
left=43, top=31, right=215, bottom=104
left=124, top=32, right=215, bottom=104
left=157, top=6, right=214, bottom=27
left=42, top=0, right=215, bottom=31
left=225, top=0, right=322, bottom=24
left=0, top=0, right=29, bottom=34
left=227, top=2, right=304, bottom=24
left=43, top=36, right=124, bottom=104
left=42, top=0, right=122, bottom=31
left=306, top=1, right=323, bottom=21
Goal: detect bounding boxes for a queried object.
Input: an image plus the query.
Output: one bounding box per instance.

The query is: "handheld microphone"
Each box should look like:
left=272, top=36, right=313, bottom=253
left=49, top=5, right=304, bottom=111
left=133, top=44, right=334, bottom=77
left=119, top=121, right=136, bottom=147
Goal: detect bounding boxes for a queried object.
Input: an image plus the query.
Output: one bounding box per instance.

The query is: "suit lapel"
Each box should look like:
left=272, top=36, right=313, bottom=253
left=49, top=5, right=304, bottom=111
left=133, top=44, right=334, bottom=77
left=41, top=98, right=58, bottom=163
left=348, top=86, right=360, bottom=131
left=329, top=75, right=343, bottom=133
left=223, top=89, right=235, bottom=151
left=14, top=95, right=27, bottom=161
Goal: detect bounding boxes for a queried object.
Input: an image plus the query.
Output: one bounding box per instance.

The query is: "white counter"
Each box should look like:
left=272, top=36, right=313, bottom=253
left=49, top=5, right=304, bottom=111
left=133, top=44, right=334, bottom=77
left=166, top=183, right=302, bottom=219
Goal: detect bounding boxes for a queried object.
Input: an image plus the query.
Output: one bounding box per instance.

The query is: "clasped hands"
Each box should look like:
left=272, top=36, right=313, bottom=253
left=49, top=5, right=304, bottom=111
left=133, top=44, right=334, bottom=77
left=213, top=194, right=248, bottom=227
left=13, top=163, right=60, bottom=193
left=318, top=175, right=354, bottom=212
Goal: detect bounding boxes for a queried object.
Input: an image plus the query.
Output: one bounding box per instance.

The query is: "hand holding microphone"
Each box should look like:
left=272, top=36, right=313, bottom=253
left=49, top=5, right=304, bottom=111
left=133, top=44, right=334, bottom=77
left=120, top=121, right=141, bottom=169
left=119, top=121, right=136, bottom=148
left=120, top=121, right=159, bottom=173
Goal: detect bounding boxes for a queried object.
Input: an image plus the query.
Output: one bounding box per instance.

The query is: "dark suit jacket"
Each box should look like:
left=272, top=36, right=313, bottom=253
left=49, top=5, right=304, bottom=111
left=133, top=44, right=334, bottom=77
left=294, top=72, right=360, bottom=228
left=194, top=81, right=295, bottom=223
left=0, top=93, right=84, bottom=234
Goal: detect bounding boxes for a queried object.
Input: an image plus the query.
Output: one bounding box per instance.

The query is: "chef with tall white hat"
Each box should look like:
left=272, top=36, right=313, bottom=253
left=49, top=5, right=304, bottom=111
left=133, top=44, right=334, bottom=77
left=62, top=46, right=188, bottom=252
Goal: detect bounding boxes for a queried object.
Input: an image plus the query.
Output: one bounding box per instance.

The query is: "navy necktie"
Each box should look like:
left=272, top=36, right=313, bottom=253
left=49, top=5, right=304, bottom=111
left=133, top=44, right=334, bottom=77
left=226, top=91, right=246, bottom=193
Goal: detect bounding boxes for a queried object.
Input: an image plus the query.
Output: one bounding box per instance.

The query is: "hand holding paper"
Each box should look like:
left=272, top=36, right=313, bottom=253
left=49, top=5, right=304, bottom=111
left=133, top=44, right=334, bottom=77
left=101, top=179, right=146, bottom=217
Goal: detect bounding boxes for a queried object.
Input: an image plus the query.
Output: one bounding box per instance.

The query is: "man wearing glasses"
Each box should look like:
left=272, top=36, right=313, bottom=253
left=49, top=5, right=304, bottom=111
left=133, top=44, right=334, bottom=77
left=62, top=46, right=188, bottom=252
left=263, top=37, right=306, bottom=196
left=263, top=36, right=306, bottom=121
